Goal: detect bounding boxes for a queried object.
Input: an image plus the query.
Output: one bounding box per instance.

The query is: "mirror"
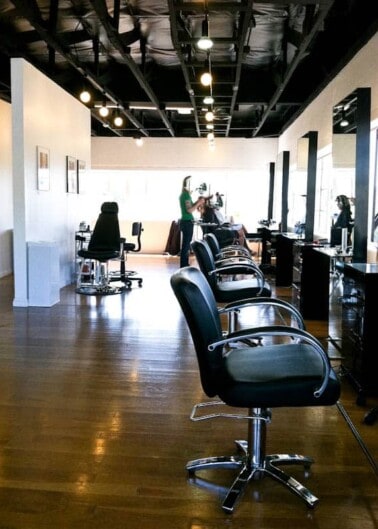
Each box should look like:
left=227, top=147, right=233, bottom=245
left=288, top=132, right=318, bottom=241
left=332, top=88, right=371, bottom=261
left=273, top=151, right=290, bottom=232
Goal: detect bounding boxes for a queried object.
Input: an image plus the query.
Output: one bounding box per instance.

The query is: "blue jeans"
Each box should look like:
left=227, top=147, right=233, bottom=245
left=180, top=220, right=194, bottom=267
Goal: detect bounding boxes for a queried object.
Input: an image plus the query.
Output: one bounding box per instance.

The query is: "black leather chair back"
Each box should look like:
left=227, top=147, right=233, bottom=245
left=131, top=222, right=143, bottom=251
left=204, top=232, right=221, bottom=258
left=170, top=267, right=224, bottom=397
left=190, top=239, right=218, bottom=290
left=88, top=202, right=121, bottom=252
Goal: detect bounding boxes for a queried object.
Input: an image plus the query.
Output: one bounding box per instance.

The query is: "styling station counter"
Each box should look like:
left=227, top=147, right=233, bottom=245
left=338, top=263, right=378, bottom=404
left=275, top=232, right=304, bottom=287
left=292, top=246, right=352, bottom=320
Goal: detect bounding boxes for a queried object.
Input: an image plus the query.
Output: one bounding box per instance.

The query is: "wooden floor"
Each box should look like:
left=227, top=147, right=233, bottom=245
left=0, top=254, right=377, bottom=528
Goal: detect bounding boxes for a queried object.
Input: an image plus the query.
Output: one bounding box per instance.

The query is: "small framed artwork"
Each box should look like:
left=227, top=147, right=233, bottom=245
left=37, top=146, right=50, bottom=191
left=77, top=159, right=86, bottom=194
left=66, top=155, right=77, bottom=193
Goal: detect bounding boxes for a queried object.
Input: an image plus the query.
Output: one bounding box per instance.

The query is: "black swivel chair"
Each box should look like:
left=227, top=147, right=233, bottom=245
left=191, top=239, right=271, bottom=302
left=111, top=221, right=143, bottom=288
left=170, top=266, right=341, bottom=513
left=76, top=202, right=125, bottom=295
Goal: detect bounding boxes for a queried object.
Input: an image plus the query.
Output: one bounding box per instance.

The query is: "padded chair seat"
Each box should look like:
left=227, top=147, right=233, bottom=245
left=123, top=243, right=136, bottom=252
left=215, top=277, right=271, bottom=302
left=78, top=249, right=120, bottom=261
left=221, top=343, right=340, bottom=408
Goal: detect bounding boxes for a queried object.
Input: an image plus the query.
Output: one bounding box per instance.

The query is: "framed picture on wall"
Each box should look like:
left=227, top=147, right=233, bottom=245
left=66, top=155, right=77, bottom=193
left=77, top=159, right=86, bottom=194
left=37, top=146, right=50, bottom=191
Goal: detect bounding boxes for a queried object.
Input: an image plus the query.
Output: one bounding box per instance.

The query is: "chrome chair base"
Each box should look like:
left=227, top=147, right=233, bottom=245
left=187, top=442, right=317, bottom=513
left=76, top=260, right=126, bottom=295
left=186, top=407, right=319, bottom=513
left=75, top=284, right=126, bottom=296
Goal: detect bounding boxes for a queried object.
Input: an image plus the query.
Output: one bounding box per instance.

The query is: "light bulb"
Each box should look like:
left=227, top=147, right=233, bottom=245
left=200, top=72, right=212, bottom=87
left=114, top=115, right=123, bottom=127
left=99, top=104, right=109, bottom=117
left=135, top=137, right=144, bottom=147
left=205, top=110, right=214, bottom=122
left=206, top=123, right=214, bottom=130
left=80, top=90, right=91, bottom=103
left=203, top=96, right=214, bottom=105
left=197, top=36, right=213, bottom=50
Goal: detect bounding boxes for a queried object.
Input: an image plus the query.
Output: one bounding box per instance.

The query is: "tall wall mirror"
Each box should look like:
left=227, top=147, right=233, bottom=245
left=288, top=131, right=318, bottom=241
left=332, top=88, right=371, bottom=261
left=273, top=151, right=290, bottom=232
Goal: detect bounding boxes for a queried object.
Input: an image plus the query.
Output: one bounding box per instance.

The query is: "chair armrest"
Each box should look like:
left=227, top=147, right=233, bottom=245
left=216, top=248, right=251, bottom=258
left=209, top=326, right=331, bottom=398
left=218, top=297, right=305, bottom=329
left=210, top=263, right=266, bottom=294
left=215, top=256, right=255, bottom=266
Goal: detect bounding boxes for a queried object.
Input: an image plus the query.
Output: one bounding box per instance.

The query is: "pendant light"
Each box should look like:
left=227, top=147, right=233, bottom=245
left=197, top=14, right=213, bottom=50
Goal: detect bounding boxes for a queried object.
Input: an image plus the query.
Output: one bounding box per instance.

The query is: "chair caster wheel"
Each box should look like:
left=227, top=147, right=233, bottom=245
left=138, top=280, right=143, bottom=287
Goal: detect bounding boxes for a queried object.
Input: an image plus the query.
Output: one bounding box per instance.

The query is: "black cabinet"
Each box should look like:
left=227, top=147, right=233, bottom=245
left=275, top=233, right=302, bottom=286
left=339, top=263, right=378, bottom=401
left=292, top=244, right=329, bottom=320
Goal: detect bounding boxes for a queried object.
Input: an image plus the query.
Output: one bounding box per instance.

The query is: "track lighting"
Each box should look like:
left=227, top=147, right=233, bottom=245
left=197, top=14, right=213, bottom=50
left=205, top=110, right=214, bottom=122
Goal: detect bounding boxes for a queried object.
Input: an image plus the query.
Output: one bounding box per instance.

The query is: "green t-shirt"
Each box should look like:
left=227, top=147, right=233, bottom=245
left=179, top=190, right=194, bottom=221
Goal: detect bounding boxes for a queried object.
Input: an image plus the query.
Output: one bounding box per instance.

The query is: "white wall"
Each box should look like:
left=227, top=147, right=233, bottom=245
left=90, top=137, right=278, bottom=252
left=279, top=31, right=378, bottom=256
left=11, top=59, right=91, bottom=306
left=0, top=99, right=13, bottom=278
left=91, top=136, right=278, bottom=170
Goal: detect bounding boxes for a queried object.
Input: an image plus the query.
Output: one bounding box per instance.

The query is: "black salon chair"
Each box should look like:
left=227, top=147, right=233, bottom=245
left=76, top=202, right=125, bottom=295
left=112, top=221, right=143, bottom=288
left=170, top=266, right=341, bottom=513
left=191, top=239, right=271, bottom=302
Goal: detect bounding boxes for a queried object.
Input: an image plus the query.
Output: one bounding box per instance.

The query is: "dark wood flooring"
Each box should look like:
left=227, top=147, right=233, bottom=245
left=0, top=254, right=377, bottom=528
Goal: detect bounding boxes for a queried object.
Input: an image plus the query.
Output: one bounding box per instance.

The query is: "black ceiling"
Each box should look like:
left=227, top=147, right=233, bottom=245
left=0, top=0, right=377, bottom=139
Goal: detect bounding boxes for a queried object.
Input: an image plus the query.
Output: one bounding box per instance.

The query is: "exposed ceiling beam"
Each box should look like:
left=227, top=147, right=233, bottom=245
left=226, top=0, right=255, bottom=136
left=167, top=0, right=201, bottom=137
left=253, top=0, right=335, bottom=136
left=89, top=0, right=175, bottom=137
left=9, top=0, right=149, bottom=136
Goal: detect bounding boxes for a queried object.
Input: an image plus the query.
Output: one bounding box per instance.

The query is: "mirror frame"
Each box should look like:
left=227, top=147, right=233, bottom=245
left=303, top=131, right=318, bottom=242
left=333, top=88, right=371, bottom=262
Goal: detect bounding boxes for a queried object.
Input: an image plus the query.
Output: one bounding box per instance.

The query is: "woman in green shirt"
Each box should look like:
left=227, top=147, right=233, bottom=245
left=179, top=176, right=205, bottom=267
